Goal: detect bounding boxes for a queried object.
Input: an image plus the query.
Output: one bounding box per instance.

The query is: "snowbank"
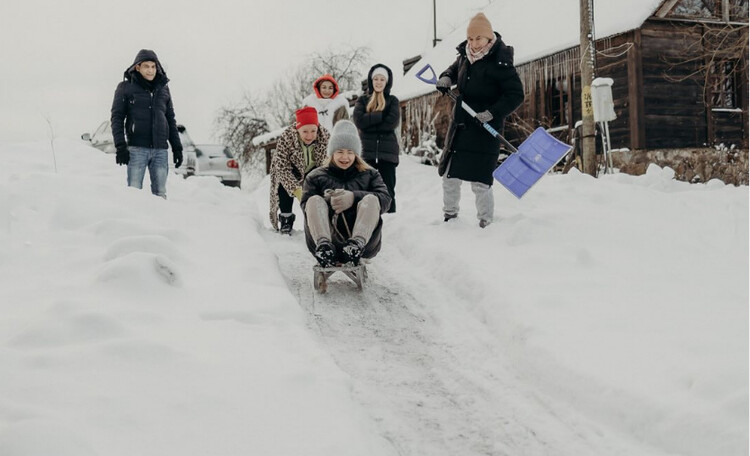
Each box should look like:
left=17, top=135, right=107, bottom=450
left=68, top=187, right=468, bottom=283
left=0, top=139, right=393, bottom=456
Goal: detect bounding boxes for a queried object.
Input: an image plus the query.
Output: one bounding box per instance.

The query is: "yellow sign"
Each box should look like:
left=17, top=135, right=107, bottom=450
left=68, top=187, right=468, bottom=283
left=582, top=86, right=593, bottom=117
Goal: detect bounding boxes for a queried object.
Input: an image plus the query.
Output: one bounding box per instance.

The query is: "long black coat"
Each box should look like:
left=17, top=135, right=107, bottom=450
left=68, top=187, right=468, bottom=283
left=438, top=33, right=524, bottom=185
left=301, top=163, right=391, bottom=259
left=352, top=64, right=401, bottom=165
left=111, top=50, right=182, bottom=153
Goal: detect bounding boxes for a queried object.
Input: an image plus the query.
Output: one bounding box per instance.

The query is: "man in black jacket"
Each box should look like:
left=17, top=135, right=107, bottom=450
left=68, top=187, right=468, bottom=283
left=111, top=49, right=183, bottom=198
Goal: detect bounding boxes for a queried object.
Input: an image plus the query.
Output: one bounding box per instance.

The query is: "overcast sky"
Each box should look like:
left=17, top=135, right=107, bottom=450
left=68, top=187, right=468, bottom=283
left=0, top=0, right=492, bottom=144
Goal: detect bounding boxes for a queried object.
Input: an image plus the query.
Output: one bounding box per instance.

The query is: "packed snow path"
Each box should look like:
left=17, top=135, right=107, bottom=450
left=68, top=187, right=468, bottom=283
left=3, top=142, right=745, bottom=455
left=257, top=186, right=677, bottom=456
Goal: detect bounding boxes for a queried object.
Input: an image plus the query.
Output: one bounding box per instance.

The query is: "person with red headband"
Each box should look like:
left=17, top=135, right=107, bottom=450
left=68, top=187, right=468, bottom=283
left=302, top=73, right=350, bottom=133
left=269, top=106, right=330, bottom=234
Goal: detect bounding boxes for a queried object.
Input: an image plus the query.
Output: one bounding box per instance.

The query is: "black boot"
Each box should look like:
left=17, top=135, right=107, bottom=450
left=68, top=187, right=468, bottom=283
left=341, top=237, right=366, bottom=265
left=314, top=240, right=337, bottom=268
left=279, top=213, right=295, bottom=235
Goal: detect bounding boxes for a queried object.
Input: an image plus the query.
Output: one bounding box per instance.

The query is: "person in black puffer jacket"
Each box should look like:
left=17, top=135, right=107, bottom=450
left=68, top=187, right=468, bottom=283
left=302, top=120, right=392, bottom=267
left=110, top=49, right=183, bottom=198
left=353, top=63, right=399, bottom=213
left=435, top=14, right=524, bottom=228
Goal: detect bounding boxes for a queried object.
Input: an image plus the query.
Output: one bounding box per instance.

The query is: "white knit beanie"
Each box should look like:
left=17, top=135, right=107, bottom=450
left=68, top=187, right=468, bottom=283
left=326, top=120, right=362, bottom=156
left=371, top=66, right=389, bottom=82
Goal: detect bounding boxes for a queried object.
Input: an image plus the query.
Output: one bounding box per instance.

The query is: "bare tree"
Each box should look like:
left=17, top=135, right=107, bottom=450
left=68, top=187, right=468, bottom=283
left=43, top=114, right=58, bottom=173
left=265, top=65, right=312, bottom=128
left=265, top=45, right=371, bottom=128
left=308, top=46, right=371, bottom=92
left=214, top=92, right=269, bottom=170
left=214, top=45, right=371, bottom=172
left=662, top=23, right=748, bottom=106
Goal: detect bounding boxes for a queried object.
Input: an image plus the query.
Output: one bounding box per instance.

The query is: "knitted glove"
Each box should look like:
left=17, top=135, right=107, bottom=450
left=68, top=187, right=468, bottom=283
left=116, top=147, right=129, bottom=165
left=475, top=110, right=493, bottom=123
left=435, top=76, right=452, bottom=94
left=173, top=149, right=183, bottom=168
left=330, top=189, right=354, bottom=214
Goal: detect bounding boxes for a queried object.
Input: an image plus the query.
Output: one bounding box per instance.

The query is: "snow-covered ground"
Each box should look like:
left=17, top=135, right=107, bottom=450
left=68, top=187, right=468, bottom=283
left=1, top=139, right=747, bottom=455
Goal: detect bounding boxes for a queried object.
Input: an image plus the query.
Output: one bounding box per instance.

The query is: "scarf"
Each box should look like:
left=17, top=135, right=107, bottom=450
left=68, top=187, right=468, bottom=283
left=466, top=36, right=497, bottom=64
left=299, top=139, right=317, bottom=174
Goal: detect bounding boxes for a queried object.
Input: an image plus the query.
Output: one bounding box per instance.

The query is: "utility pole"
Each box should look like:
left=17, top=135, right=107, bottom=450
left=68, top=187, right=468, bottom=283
left=433, top=0, right=441, bottom=47
left=580, top=0, right=597, bottom=176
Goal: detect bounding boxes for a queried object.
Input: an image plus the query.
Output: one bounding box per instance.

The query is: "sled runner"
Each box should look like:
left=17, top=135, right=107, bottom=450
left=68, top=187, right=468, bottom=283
left=313, top=263, right=368, bottom=293
left=415, top=64, right=573, bottom=199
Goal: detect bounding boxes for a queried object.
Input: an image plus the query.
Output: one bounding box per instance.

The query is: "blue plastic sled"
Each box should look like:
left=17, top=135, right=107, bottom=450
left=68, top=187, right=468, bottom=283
left=492, top=127, right=572, bottom=199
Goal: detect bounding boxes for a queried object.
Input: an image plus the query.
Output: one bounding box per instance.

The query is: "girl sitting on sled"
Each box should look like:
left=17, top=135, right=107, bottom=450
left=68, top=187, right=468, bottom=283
left=301, top=120, right=391, bottom=268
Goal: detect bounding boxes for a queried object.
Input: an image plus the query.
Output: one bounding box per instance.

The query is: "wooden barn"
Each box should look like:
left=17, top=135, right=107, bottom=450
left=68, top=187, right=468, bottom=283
left=396, top=0, right=749, bottom=182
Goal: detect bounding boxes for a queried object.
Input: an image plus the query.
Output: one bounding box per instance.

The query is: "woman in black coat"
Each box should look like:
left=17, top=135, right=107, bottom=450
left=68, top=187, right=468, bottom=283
left=353, top=63, right=399, bottom=213
left=302, top=120, right=392, bottom=267
left=435, top=13, right=524, bottom=228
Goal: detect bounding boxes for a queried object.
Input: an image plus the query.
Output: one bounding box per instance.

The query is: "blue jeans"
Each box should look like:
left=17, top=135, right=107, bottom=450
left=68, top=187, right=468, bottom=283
left=127, top=147, right=168, bottom=198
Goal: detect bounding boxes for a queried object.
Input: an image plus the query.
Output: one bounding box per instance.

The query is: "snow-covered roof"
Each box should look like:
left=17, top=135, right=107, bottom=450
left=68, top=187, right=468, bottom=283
left=395, top=0, right=665, bottom=101
left=251, top=126, right=287, bottom=147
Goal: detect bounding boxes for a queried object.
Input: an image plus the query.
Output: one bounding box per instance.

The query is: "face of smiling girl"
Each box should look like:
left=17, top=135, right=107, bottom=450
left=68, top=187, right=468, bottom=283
left=319, top=81, right=335, bottom=99
left=332, top=149, right=355, bottom=169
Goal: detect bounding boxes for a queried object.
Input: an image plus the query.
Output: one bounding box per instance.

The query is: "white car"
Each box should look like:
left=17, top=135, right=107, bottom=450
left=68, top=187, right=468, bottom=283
left=81, top=121, right=115, bottom=154
left=185, top=144, right=241, bottom=187
left=82, top=121, right=197, bottom=175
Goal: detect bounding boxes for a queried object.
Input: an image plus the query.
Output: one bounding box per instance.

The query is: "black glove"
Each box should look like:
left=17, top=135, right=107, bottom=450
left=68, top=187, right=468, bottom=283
left=435, top=76, right=452, bottom=94
left=173, top=150, right=183, bottom=168
left=116, top=147, right=129, bottom=165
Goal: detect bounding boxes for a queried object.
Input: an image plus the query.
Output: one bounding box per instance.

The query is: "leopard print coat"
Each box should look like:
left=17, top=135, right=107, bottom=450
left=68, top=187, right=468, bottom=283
left=269, top=124, right=330, bottom=229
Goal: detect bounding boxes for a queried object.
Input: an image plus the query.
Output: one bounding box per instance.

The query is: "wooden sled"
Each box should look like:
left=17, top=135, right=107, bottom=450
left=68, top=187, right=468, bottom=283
left=313, top=263, right=368, bottom=293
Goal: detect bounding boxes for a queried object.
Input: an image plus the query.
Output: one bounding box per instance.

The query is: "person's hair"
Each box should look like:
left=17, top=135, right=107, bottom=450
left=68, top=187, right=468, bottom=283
left=326, top=153, right=370, bottom=172
left=366, top=91, right=386, bottom=113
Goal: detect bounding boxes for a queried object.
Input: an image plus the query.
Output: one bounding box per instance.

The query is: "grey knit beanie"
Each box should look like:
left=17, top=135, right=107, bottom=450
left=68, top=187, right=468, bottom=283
left=326, top=120, right=361, bottom=156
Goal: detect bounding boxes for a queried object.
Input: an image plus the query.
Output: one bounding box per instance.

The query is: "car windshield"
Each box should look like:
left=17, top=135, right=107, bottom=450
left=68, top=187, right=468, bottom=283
left=196, top=145, right=233, bottom=158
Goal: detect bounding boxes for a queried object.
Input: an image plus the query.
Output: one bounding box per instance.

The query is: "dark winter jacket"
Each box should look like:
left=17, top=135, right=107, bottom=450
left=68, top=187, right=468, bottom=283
left=438, top=33, right=524, bottom=185
left=352, top=64, right=401, bottom=165
left=301, top=163, right=392, bottom=259
left=111, top=50, right=182, bottom=153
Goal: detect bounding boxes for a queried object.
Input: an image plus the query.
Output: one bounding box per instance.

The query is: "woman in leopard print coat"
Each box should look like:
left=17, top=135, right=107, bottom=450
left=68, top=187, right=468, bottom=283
left=269, top=106, right=330, bottom=233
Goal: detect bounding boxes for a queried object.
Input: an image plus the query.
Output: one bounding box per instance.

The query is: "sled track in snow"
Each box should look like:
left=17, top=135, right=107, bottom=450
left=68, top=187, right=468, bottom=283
left=263, top=230, right=633, bottom=456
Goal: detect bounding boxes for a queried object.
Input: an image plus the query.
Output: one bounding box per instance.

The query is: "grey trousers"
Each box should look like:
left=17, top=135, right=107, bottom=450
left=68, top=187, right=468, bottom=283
left=442, top=176, right=494, bottom=221
left=305, top=194, right=381, bottom=245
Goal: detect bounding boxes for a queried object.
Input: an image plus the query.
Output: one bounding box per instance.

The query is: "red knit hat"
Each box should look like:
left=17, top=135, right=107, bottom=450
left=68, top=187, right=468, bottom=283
left=295, top=106, right=319, bottom=128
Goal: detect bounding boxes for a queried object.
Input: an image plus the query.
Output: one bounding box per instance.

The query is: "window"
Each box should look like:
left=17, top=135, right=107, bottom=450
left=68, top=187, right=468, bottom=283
left=708, top=60, right=738, bottom=109
left=545, top=76, right=570, bottom=127
left=671, top=0, right=748, bottom=19
left=729, top=0, right=749, bottom=21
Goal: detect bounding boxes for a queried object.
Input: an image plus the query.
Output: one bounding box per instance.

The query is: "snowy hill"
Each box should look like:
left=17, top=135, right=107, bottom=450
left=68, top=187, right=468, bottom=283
left=0, top=139, right=747, bottom=455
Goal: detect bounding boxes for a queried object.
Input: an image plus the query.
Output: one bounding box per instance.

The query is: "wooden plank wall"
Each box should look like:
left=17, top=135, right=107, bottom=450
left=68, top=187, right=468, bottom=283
left=406, top=20, right=748, bottom=153
left=595, top=32, right=635, bottom=149
left=640, top=21, right=707, bottom=148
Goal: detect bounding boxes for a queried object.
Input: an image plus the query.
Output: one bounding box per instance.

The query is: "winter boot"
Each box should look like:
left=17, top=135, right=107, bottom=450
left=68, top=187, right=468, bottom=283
left=444, top=212, right=458, bottom=222
left=479, top=219, right=491, bottom=228
left=279, top=213, right=295, bottom=235
left=341, top=237, right=366, bottom=266
left=314, top=240, right=337, bottom=268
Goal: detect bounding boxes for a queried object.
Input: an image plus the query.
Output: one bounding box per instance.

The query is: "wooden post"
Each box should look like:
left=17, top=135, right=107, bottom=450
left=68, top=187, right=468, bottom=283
left=627, top=29, right=645, bottom=150
left=580, top=0, right=597, bottom=176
